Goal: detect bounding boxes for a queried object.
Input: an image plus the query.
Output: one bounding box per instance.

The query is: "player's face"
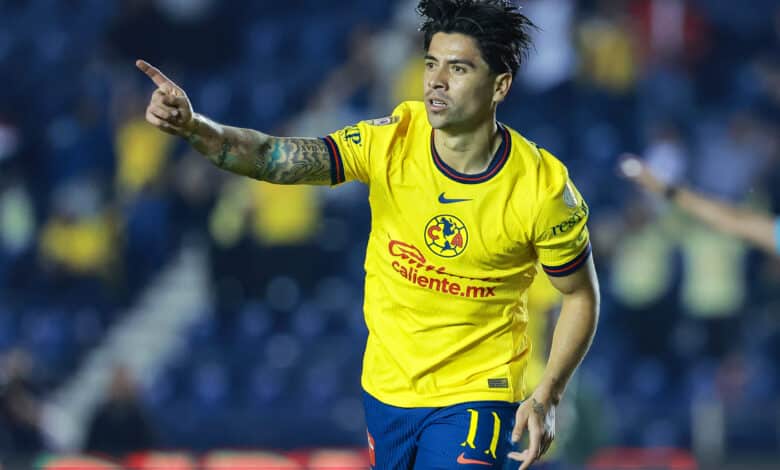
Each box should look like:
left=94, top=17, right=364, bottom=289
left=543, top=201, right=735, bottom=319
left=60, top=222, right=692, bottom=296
left=423, top=32, right=507, bottom=132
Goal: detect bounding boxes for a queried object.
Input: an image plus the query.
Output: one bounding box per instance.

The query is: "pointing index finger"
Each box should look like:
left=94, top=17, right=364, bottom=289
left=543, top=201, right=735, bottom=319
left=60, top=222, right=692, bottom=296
left=136, top=59, right=179, bottom=93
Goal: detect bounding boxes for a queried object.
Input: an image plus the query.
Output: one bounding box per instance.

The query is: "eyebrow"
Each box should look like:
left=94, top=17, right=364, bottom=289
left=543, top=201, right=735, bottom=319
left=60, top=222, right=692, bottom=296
left=424, top=54, right=477, bottom=69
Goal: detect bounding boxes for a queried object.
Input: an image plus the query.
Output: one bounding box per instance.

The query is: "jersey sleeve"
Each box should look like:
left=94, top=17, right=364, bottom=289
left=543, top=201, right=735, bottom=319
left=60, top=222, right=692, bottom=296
left=321, top=121, right=373, bottom=185
left=532, top=155, right=592, bottom=277
left=321, top=103, right=414, bottom=185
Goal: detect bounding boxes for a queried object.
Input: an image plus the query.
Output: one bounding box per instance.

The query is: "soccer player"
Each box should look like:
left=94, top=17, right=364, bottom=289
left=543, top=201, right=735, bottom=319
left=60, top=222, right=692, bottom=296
left=137, top=1, right=599, bottom=468
left=620, top=154, right=780, bottom=255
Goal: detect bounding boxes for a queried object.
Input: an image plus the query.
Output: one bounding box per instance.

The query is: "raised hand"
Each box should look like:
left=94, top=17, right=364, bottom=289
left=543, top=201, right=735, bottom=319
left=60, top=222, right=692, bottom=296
left=618, top=153, right=666, bottom=195
left=136, top=59, right=195, bottom=136
left=508, top=397, right=555, bottom=470
left=133, top=59, right=332, bottom=185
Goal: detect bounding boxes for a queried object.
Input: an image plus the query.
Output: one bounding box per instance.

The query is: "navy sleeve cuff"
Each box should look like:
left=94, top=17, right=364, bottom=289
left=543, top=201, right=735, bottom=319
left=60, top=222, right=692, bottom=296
left=321, top=136, right=346, bottom=185
left=541, top=243, right=592, bottom=277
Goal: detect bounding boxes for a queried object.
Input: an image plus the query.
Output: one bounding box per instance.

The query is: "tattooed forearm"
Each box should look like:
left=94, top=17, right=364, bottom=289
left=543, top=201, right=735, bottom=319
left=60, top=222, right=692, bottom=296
left=254, top=138, right=331, bottom=184
left=184, top=114, right=332, bottom=185
left=217, top=140, right=232, bottom=168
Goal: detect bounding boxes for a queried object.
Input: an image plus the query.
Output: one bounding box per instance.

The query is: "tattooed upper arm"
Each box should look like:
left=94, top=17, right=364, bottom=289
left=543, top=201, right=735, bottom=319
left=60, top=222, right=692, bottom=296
left=255, top=137, right=332, bottom=185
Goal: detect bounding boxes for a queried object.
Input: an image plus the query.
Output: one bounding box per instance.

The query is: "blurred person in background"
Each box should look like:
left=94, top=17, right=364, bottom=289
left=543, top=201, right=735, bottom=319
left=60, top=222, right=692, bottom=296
left=37, top=178, right=119, bottom=306
left=0, top=348, right=44, bottom=455
left=84, top=365, right=156, bottom=457
left=620, top=154, right=779, bottom=255
left=111, top=79, right=178, bottom=295
left=0, top=169, right=35, bottom=291
left=576, top=0, right=638, bottom=95
left=135, top=1, right=599, bottom=469
left=0, top=120, right=36, bottom=294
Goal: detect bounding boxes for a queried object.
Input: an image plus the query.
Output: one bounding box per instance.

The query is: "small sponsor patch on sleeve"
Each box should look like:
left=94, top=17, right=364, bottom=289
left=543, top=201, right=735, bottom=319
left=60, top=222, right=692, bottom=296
left=563, top=181, right=578, bottom=208
left=487, top=378, right=509, bottom=389
left=548, top=201, right=589, bottom=237
left=364, top=115, right=399, bottom=126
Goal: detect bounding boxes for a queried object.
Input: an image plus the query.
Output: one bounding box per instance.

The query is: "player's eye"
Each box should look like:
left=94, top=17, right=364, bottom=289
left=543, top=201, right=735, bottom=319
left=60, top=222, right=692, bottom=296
left=452, top=65, right=466, bottom=74
left=425, top=62, right=436, bottom=70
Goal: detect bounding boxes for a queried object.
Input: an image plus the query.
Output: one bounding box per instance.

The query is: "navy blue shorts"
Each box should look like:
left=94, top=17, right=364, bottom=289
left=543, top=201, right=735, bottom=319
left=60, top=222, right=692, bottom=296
left=363, top=390, right=519, bottom=469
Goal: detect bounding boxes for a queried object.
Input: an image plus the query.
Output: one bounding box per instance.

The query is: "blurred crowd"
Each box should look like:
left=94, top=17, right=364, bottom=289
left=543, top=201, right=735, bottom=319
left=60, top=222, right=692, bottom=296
left=0, top=0, right=779, bottom=467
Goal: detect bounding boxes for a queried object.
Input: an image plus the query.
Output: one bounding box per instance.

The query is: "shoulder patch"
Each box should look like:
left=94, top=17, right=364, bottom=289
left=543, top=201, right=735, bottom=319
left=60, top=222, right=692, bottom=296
left=364, top=115, right=399, bottom=126
left=563, top=181, right=578, bottom=208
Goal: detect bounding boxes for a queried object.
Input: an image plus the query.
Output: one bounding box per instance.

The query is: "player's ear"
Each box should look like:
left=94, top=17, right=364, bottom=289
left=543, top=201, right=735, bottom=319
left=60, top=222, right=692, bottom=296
left=492, top=72, right=512, bottom=104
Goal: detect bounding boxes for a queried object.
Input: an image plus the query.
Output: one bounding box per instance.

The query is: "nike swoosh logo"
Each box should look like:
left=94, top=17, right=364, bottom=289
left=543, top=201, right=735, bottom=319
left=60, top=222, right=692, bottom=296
left=456, top=452, right=492, bottom=466
left=438, top=192, right=472, bottom=204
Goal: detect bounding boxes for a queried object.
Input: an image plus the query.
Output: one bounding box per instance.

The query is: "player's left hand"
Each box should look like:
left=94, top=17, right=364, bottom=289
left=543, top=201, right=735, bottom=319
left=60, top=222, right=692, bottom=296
left=508, top=395, right=555, bottom=469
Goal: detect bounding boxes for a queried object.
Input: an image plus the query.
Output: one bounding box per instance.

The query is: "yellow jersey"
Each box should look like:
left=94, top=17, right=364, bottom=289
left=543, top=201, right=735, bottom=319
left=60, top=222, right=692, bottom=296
left=322, top=101, right=591, bottom=407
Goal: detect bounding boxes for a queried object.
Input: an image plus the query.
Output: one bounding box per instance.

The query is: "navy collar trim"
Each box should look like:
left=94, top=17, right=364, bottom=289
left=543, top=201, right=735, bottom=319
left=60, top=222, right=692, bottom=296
left=430, top=124, right=511, bottom=184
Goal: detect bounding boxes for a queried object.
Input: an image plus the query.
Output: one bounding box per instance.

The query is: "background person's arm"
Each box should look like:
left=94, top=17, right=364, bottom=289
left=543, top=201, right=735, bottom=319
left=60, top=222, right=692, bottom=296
left=620, top=154, right=778, bottom=254
left=137, top=60, right=332, bottom=185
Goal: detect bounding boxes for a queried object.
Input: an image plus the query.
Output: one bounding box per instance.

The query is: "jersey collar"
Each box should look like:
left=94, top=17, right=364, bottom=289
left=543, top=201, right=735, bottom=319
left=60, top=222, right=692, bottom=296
left=430, top=124, right=511, bottom=184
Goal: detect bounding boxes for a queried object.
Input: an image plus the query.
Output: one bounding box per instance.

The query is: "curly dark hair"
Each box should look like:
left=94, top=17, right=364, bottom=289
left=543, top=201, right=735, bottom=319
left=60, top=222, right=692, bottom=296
left=417, top=0, right=536, bottom=77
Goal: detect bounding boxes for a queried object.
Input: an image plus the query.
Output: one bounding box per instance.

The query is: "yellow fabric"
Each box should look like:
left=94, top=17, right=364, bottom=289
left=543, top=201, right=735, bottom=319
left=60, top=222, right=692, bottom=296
left=326, top=101, right=590, bottom=407
left=577, top=19, right=637, bottom=92
left=208, top=180, right=320, bottom=247
left=115, top=119, right=175, bottom=194
left=40, top=215, right=114, bottom=275
left=392, top=58, right=425, bottom=105
left=248, top=183, right=319, bottom=245
left=209, top=179, right=252, bottom=248
left=610, top=219, right=676, bottom=308
left=680, top=221, right=746, bottom=318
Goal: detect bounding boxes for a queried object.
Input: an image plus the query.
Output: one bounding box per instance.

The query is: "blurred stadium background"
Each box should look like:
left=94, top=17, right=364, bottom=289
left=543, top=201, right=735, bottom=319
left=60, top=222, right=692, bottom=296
left=0, top=0, right=778, bottom=469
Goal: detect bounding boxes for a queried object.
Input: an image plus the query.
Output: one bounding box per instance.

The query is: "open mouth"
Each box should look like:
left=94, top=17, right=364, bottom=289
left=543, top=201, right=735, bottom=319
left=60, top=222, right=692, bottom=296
left=429, top=99, right=448, bottom=111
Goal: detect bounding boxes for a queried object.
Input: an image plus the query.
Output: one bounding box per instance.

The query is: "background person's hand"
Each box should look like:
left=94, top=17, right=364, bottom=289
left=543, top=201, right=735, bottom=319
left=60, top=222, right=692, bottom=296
left=618, top=153, right=667, bottom=195
left=508, top=396, right=555, bottom=470
left=136, top=59, right=195, bottom=136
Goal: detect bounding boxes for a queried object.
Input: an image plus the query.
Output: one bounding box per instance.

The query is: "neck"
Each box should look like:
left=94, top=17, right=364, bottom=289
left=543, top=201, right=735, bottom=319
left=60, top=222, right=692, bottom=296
left=433, top=118, right=502, bottom=174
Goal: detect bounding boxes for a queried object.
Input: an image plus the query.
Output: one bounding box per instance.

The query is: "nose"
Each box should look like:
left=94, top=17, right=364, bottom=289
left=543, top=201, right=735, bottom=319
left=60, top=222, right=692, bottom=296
left=427, top=66, right=448, bottom=91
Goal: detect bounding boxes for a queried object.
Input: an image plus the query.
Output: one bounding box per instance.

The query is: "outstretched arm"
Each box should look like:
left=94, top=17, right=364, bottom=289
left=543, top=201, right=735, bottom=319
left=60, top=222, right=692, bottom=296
left=136, top=60, right=332, bottom=185
left=620, top=154, right=777, bottom=254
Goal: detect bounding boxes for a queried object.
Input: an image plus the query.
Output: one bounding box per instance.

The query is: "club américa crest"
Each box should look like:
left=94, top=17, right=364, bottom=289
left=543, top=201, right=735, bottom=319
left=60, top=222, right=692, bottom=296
left=424, top=214, right=469, bottom=258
